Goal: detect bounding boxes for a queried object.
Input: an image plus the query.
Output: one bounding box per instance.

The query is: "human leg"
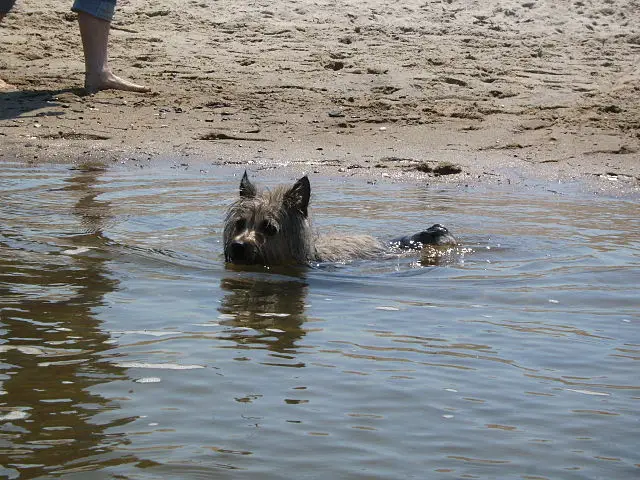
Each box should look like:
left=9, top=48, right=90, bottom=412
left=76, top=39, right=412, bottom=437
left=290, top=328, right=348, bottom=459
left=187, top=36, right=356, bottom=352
left=72, top=0, right=149, bottom=93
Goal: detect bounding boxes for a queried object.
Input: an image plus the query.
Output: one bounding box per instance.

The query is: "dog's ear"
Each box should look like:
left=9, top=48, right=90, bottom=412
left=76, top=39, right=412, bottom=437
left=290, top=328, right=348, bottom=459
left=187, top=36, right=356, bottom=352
left=239, top=171, right=257, bottom=199
left=284, top=175, right=311, bottom=217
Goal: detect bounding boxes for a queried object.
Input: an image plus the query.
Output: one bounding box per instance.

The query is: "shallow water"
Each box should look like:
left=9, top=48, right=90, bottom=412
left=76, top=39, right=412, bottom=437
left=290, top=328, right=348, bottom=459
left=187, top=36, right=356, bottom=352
left=0, top=162, right=638, bottom=479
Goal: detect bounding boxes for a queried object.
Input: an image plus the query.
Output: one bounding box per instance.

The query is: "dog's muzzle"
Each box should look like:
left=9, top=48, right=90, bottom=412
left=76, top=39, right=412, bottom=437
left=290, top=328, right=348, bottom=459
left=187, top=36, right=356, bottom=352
left=227, top=240, right=259, bottom=264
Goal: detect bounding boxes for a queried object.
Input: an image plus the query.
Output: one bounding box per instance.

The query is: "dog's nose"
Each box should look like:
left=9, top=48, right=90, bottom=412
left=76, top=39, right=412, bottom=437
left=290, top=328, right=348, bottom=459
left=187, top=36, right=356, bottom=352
left=230, top=241, right=247, bottom=260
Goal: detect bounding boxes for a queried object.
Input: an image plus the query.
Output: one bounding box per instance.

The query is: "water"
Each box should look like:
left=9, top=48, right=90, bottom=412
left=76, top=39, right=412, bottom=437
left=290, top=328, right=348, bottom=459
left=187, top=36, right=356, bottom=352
left=0, top=162, right=638, bottom=479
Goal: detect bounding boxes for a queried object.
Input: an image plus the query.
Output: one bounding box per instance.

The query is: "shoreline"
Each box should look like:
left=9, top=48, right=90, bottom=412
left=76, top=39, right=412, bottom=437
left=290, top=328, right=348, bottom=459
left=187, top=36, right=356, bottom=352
left=1, top=0, right=638, bottom=196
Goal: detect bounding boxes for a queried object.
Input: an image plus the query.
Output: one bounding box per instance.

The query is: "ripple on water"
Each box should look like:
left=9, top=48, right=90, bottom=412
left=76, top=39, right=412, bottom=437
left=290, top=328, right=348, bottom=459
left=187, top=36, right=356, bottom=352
left=0, top=163, right=638, bottom=479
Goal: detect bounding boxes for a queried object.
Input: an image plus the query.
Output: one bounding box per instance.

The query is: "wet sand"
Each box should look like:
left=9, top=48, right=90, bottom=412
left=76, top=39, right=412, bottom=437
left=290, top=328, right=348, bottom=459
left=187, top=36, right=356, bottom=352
left=1, top=0, right=638, bottom=194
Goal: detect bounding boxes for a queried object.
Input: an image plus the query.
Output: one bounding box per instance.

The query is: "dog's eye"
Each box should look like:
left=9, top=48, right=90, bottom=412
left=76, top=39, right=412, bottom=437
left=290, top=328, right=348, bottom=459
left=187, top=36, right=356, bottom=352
left=235, top=219, right=247, bottom=231
left=261, top=220, right=278, bottom=236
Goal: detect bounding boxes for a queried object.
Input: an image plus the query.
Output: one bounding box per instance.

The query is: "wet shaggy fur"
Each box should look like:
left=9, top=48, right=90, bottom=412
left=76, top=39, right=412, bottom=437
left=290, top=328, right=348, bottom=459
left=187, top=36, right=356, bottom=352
left=223, top=172, right=456, bottom=266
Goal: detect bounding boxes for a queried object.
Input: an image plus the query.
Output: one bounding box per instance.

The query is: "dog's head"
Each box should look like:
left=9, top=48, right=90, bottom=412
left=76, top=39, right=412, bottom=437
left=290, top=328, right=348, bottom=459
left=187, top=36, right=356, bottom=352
left=223, top=171, right=312, bottom=265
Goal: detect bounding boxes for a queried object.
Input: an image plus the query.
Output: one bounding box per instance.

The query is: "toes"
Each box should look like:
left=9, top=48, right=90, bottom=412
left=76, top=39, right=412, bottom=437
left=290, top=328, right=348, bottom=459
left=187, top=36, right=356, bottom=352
left=0, top=78, right=17, bottom=91
left=110, top=79, right=150, bottom=93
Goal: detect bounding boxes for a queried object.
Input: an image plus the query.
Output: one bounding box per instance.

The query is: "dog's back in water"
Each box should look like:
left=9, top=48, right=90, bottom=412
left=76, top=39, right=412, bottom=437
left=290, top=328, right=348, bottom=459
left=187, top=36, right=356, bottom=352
left=223, top=171, right=456, bottom=266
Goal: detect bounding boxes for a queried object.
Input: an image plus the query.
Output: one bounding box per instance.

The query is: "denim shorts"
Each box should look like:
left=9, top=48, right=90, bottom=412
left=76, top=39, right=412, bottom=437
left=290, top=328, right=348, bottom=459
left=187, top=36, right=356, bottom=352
left=0, top=0, right=17, bottom=14
left=1, top=1, right=116, bottom=21
left=71, top=0, right=117, bottom=22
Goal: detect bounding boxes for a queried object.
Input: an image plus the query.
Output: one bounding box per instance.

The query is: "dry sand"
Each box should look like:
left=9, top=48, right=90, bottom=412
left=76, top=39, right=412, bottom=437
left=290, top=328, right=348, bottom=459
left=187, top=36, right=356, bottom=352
left=1, top=0, right=638, bottom=194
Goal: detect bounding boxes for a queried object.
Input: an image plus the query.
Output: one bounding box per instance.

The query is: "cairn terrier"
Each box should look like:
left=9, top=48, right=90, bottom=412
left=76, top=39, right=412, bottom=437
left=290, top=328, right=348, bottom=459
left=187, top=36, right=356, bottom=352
left=223, top=171, right=456, bottom=266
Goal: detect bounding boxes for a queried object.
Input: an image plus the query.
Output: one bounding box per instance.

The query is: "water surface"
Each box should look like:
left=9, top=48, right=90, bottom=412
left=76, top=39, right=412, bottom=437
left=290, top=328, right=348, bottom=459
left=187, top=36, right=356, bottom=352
left=0, top=163, right=638, bottom=479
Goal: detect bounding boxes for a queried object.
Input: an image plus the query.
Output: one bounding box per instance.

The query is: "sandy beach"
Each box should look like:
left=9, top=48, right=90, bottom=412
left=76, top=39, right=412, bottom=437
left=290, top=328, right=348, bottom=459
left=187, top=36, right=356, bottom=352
left=1, top=0, right=638, bottom=194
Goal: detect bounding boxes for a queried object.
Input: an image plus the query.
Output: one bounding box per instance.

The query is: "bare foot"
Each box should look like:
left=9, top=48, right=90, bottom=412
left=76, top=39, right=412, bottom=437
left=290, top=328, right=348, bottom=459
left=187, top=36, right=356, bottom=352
left=0, top=78, right=17, bottom=91
left=84, top=70, right=150, bottom=94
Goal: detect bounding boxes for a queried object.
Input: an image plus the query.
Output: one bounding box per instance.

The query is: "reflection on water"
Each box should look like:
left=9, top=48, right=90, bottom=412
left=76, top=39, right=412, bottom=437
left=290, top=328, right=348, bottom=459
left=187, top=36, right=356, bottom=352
left=218, top=274, right=308, bottom=354
left=0, top=162, right=639, bottom=479
left=0, top=165, right=136, bottom=478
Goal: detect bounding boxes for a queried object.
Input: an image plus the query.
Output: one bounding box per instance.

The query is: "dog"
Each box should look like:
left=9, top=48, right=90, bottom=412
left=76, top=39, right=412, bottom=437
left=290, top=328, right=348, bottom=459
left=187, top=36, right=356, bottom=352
left=223, top=171, right=456, bottom=266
